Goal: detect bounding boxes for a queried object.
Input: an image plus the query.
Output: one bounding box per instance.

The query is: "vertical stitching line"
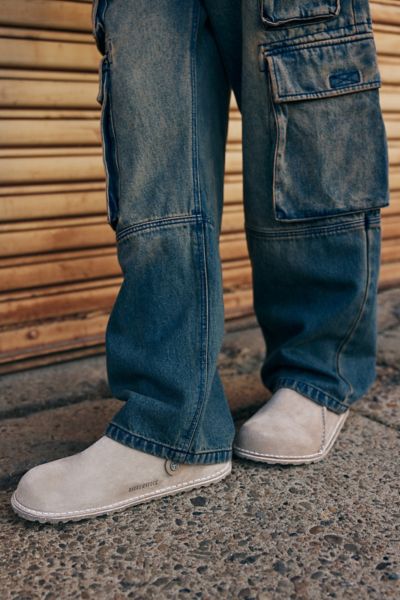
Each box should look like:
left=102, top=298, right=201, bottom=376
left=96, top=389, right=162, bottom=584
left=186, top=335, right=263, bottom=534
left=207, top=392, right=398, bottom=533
left=319, top=407, right=327, bottom=452
left=334, top=221, right=371, bottom=404
left=351, top=0, right=358, bottom=34
left=108, top=57, right=121, bottom=229
left=268, top=67, right=282, bottom=220
left=180, top=0, right=210, bottom=462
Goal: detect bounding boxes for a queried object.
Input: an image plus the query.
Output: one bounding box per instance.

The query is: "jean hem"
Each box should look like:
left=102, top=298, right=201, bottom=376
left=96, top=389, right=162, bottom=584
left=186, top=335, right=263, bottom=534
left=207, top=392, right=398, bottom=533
left=105, top=423, right=233, bottom=465
left=267, top=377, right=350, bottom=414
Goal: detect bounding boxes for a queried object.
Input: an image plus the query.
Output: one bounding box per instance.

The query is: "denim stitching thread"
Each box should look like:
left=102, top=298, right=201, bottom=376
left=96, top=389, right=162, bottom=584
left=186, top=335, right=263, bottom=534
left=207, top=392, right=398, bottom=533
left=108, top=63, right=121, bottom=230
left=116, top=213, right=213, bottom=243
left=107, top=422, right=232, bottom=455
left=181, top=1, right=211, bottom=461
left=268, top=70, right=282, bottom=223
left=260, top=0, right=341, bottom=29
left=334, top=220, right=371, bottom=404
left=261, top=25, right=372, bottom=54
left=245, top=216, right=368, bottom=239
left=268, top=377, right=350, bottom=411
left=273, top=81, right=380, bottom=102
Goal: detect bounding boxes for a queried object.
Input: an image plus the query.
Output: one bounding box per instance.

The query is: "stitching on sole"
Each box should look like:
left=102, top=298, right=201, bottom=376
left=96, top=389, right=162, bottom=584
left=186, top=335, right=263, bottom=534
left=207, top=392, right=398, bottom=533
left=11, top=463, right=231, bottom=519
left=233, top=412, right=348, bottom=460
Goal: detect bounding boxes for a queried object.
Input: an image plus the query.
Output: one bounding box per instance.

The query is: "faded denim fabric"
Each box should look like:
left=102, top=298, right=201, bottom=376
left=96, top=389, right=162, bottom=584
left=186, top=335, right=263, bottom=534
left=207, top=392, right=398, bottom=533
left=91, top=0, right=390, bottom=464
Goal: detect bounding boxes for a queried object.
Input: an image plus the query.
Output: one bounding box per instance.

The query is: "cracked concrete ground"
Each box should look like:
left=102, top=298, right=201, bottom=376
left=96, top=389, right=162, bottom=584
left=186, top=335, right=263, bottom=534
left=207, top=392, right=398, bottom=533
left=0, top=289, right=399, bottom=599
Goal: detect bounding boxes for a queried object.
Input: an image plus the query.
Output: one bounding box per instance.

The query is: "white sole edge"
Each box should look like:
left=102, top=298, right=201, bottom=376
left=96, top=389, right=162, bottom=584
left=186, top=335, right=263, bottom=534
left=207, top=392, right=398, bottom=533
left=11, top=463, right=232, bottom=524
left=233, top=411, right=349, bottom=465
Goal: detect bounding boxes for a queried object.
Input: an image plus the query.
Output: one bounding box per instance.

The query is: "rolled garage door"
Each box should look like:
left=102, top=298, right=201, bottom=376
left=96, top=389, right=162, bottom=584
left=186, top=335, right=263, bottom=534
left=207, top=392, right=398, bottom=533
left=0, top=0, right=399, bottom=373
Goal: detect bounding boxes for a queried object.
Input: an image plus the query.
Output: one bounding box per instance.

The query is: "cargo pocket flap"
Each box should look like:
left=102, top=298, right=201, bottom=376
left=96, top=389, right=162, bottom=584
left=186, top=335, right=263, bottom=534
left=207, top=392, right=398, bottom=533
left=261, top=0, right=340, bottom=26
left=264, top=35, right=381, bottom=104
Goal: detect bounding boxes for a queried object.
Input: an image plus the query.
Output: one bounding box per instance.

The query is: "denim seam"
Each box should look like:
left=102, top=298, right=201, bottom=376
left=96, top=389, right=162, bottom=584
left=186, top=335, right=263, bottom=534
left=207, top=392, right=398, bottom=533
left=116, top=213, right=213, bottom=244
left=107, top=422, right=232, bottom=455
left=260, top=0, right=340, bottom=27
left=182, top=214, right=211, bottom=458
left=351, top=0, right=358, bottom=35
left=268, top=377, right=350, bottom=412
left=273, top=81, right=380, bottom=102
left=264, top=30, right=373, bottom=56
left=245, top=217, right=367, bottom=240
left=269, top=70, right=281, bottom=224
left=92, top=0, right=107, bottom=44
left=334, top=220, right=371, bottom=404
left=180, top=0, right=210, bottom=461
left=108, top=63, right=121, bottom=229
left=320, top=407, right=327, bottom=453
left=261, top=22, right=371, bottom=52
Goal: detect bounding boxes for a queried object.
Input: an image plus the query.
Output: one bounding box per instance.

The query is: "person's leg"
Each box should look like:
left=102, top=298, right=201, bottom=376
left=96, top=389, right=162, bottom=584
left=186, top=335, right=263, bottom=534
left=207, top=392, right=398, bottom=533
left=232, top=0, right=389, bottom=462
left=11, top=0, right=240, bottom=523
left=101, top=0, right=237, bottom=465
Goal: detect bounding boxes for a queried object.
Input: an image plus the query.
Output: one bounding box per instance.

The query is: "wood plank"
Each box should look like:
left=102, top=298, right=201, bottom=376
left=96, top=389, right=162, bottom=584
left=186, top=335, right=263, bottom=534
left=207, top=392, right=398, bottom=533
left=381, top=90, right=400, bottom=112
left=0, top=79, right=98, bottom=108
left=0, top=0, right=92, bottom=32
left=0, top=344, right=106, bottom=375
left=382, top=238, right=400, bottom=261
left=0, top=149, right=243, bottom=184
left=0, top=313, right=110, bottom=359
left=0, top=38, right=98, bottom=71
left=0, top=282, right=120, bottom=326
left=371, top=2, right=400, bottom=26
left=0, top=181, right=105, bottom=197
left=374, top=31, right=400, bottom=55
left=379, top=261, right=400, bottom=288
left=0, top=189, right=106, bottom=221
left=382, top=190, right=400, bottom=215
left=0, top=109, right=100, bottom=118
left=0, top=26, right=93, bottom=43
left=382, top=216, right=400, bottom=238
left=0, top=253, right=119, bottom=292
left=384, top=118, right=400, bottom=139
left=0, top=68, right=98, bottom=81
left=0, top=154, right=103, bottom=184
left=389, top=142, right=400, bottom=164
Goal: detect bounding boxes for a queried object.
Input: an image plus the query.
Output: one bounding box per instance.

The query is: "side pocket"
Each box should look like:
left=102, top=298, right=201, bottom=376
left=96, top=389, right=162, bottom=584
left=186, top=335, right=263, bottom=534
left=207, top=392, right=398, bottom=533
left=97, top=55, right=120, bottom=231
left=260, top=0, right=340, bottom=27
left=264, top=34, right=390, bottom=222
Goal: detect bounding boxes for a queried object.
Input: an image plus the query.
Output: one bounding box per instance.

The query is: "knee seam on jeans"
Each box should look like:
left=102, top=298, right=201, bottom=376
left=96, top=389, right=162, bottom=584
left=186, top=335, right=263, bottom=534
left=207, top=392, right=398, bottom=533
left=245, top=214, right=367, bottom=240
left=116, top=212, right=213, bottom=244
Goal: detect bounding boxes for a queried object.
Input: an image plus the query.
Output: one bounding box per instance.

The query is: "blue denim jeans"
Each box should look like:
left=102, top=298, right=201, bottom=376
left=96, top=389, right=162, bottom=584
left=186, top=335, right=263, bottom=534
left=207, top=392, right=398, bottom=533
left=92, top=0, right=390, bottom=464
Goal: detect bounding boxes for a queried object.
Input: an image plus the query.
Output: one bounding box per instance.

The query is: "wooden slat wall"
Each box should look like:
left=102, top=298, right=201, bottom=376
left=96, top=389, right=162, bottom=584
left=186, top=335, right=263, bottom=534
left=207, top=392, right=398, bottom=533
left=0, top=0, right=399, bottom=373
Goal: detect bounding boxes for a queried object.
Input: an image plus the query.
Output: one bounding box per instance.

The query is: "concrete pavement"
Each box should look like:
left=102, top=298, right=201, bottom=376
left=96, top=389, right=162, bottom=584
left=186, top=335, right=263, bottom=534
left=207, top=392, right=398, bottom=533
left=0, top=289, right=399, bottom=599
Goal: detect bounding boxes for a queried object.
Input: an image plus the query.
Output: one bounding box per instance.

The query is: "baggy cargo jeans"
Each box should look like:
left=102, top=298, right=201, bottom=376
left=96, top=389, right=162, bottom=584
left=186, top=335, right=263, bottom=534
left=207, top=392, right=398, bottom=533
left=92, top=0, right=390, bottom=464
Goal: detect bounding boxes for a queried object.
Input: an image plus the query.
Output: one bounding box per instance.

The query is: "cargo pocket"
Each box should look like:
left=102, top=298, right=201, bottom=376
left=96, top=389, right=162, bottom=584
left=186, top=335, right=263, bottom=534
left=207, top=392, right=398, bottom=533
left=97, top=54, right=120, bottom=231
left=260, top=0, right=340, bottom=27
left=263, top=34, right=390, bottom=222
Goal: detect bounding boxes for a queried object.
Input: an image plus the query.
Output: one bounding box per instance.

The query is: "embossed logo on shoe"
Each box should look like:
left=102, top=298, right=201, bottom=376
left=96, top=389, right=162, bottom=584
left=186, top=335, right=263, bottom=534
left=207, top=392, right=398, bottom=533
left=128, top=480, right=159, bottom=493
